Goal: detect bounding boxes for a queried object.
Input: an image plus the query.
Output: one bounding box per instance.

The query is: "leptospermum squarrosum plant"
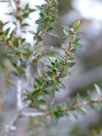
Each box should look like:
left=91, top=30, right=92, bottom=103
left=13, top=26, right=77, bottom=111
left=1, top=0, right=102, bottom=136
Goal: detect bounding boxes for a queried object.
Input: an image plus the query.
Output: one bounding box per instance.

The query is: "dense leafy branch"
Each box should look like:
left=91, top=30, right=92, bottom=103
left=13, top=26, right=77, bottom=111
left=25, top=25, right=80, bottom=106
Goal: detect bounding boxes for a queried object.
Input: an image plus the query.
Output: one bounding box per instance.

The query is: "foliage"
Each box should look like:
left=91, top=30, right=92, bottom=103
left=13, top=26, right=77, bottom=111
left=25, top=20, right=81, bottom=119
left=1, top=0, right=102, bottom=136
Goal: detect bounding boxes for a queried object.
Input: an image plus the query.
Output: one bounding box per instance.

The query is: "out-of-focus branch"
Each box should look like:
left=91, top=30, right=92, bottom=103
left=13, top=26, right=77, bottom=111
left=2, top=113, right=22, bottom=136
left=70, top=109, right=102, bottom=136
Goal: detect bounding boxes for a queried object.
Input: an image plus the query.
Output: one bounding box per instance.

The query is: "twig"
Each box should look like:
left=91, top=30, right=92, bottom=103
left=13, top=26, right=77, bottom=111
left=2, top=112, right=22, bottom=136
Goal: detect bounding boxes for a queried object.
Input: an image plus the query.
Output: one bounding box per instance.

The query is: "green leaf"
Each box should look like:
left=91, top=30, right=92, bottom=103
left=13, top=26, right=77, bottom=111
left=12, top=38, right=19, bottom=47
left=38, top=99, right=46, bottom=105
left=72, top=20, right=80, bottom=32
left=5, top=28, right=10, bottom=35
left=94, top=84, right=102, bottom=96
left=21, top=23, right=29, bottom=28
